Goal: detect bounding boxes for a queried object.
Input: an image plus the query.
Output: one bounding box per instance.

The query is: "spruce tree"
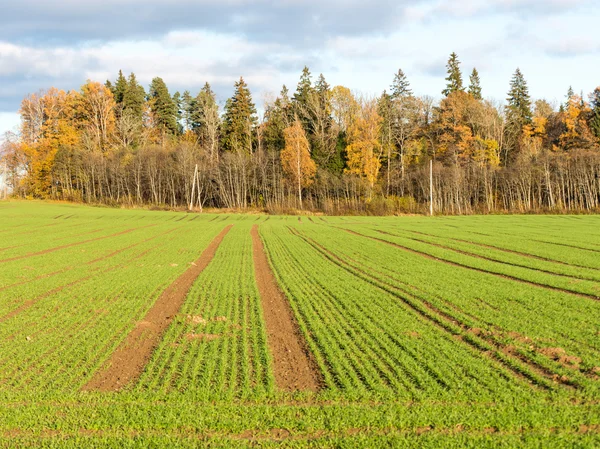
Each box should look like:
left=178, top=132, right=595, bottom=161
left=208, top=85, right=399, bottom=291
left=263, top=85, right=293, bottom=153
left=390, top=69, right=412, bottom=99
left=315, top=73, right=330, bottom=112
left=442, top=52, right=464, bottom=97
left=468, top=68, right=482, bottom=100
left=589, top=87, right=600, bottom=140
left=113, top=70, right=128, bottom=105
left=123, top=73, right=146, bottom=123
left=148, top=77, right=178, bottom=135
left=293, top=66, right=313, bottom=107
left=221, top=77, right=257, bottom=153
left=506, top=68, right=532, bottom=126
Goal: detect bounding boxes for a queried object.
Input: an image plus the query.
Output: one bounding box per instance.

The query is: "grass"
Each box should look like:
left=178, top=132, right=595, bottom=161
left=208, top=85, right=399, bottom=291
left=0, top=201, right=598, bottom=447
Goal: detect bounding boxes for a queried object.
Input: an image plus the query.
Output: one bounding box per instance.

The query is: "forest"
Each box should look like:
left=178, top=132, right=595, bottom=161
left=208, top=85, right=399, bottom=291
left=2, top=52, right=600, bottom=214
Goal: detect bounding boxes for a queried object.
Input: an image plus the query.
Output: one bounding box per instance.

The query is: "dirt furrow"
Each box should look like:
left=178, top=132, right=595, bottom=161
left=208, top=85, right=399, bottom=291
left=82, top=225, right=233, bottom=392
left=251, top=225, right=322, bottom=392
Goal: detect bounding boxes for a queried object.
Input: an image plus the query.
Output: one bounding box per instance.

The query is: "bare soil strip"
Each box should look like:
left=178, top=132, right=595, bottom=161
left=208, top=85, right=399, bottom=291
left=251, top=225, right=322, bottom=392
left=344, top=229, right=600, bottom=301
left=82, top=225, right=233, bottom=392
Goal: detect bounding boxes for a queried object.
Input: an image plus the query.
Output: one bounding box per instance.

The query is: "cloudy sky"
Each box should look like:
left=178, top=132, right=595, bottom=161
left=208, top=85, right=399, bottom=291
left=1, top=0, right=599, bottom=138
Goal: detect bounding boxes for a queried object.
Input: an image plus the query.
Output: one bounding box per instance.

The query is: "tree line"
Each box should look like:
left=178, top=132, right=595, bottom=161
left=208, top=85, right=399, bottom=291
left=2, top=52, right=600, bottom=214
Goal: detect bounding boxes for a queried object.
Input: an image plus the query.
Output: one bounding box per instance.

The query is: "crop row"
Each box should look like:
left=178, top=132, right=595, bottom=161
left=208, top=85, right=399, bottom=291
left=297, top=223, right=600, bottom=398
left=136, top=224, right=274, bottom=400
left=259, top=222, right=539, bottom=402
left=0, top=219, right=227, bottom=395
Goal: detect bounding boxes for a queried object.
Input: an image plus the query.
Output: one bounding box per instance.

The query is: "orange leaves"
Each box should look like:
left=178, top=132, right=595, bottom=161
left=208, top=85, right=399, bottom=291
left=281, top=119, right=316, bottom=191
left=345, top=99, right=383, bottom=190
left=435, top=91, right=501, bottom=165
left=558, top=95, right=595, bottom=151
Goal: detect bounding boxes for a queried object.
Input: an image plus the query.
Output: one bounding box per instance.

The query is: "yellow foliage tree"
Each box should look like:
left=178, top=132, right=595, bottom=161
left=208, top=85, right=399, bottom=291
left=559, top=95, right=596, bottom=151
left=19, top=88, right=80, bottom=197
left=345, top=100, right=383, bottom=196
left=79, top=81, right=116, bottom=151
left=281, top=119, right=316, bottom=209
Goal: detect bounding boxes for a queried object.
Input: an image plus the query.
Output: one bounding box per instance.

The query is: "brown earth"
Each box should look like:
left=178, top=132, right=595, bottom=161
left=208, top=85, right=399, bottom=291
left=82, top=225, right=233, bottom=392
left=251, top=225, right=322, bottom=392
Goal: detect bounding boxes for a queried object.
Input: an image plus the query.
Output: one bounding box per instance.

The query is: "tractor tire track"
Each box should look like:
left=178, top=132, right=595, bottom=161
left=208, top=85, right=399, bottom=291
left=251, top=225, right=322, bottom=392
left=82, top=225, right=233, bottom=392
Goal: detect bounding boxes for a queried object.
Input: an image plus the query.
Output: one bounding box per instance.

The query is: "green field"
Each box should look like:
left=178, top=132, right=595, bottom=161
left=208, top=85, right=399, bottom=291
left=0, top=201, right=599, bottom=448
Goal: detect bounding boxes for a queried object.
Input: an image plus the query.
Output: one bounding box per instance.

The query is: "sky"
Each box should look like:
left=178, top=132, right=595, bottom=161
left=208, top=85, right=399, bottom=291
left=1, top=0, right=599, bottom=140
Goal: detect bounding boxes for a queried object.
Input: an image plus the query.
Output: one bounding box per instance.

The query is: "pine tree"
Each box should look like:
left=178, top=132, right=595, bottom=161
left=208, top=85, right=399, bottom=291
left=442, top=52, right=464, bottom=97
left=221, top=77, right=257, bottom=153
left=468, top=68, right=482, bottom=100
left=506, top=68, right=532, bottom=126
left=390, top=69, right=412, bottom=99
left=148, top=77, right=178, bottom=136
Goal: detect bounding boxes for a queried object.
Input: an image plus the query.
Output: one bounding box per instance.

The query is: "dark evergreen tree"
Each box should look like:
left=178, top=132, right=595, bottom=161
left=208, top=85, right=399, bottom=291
left=263, top=85, right=293, bottom=153
left=506, top=68, right=533, bottom=126
left=293, top=66, right=313, bottom=108
left=113, top=70, right=128, bottom=105
left=468, top=68, right=482, bottom=100
left=503, top=68, right=533, bottom=162
left=315, top=73, right=330, bottom=113
left=221, top=77, right=257, bottom=153
left=588, top=87, right=600, bottom=140
left=123, top=73, right=146, bottom=123
left=442, top=52, right=464, bottom=97
left=390, top=69, right=412, bottom=99
left=148, top=77, right=178, bottom=136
